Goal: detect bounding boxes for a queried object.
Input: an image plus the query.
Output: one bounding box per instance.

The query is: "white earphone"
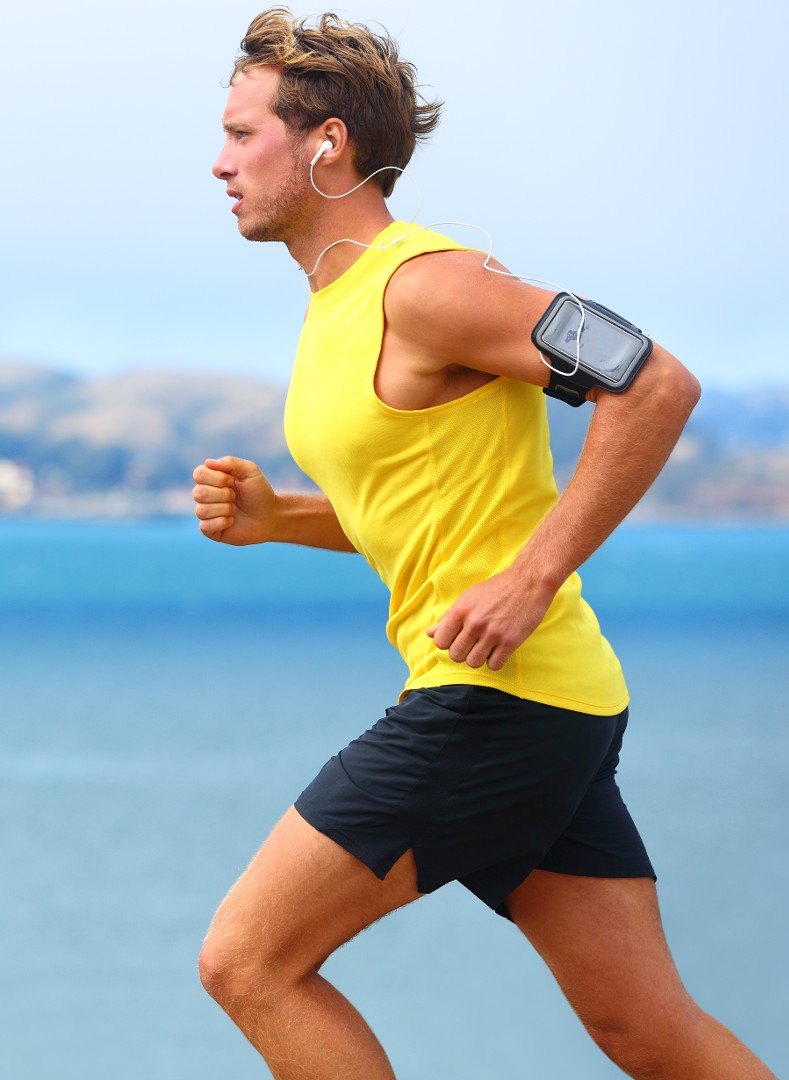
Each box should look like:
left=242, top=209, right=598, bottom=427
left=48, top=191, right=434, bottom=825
left=303, top=150, right=587, bottom=378
left=310, top=139, right=334, bottom=167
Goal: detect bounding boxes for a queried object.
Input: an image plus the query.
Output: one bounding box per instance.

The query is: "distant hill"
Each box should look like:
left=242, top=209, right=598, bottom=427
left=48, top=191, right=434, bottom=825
left=0, top=362, right=303, bottom=515
left=633, top=386, right=789, bottom=520
left=547, top=385, right=789, bottom=520
left=1, top=360, right=787, bottom=519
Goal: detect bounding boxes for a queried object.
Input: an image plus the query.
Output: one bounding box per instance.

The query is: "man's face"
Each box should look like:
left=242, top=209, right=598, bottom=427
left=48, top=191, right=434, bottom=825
left=213, top=67, right=313, bottom=243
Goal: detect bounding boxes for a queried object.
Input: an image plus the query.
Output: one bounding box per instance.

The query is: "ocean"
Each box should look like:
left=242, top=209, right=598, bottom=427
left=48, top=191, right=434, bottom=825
left=1, top=519, right=787, bottom=1079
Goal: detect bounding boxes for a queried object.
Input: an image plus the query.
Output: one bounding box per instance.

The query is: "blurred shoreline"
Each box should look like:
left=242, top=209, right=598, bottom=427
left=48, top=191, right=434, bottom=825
left=2, top=361, right=789, bottom=522
left=2, top=493, right=788, bottom=523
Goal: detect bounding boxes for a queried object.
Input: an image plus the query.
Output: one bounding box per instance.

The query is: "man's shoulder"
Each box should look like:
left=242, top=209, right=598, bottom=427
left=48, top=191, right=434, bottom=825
left=383, top=247, right=552, bottom=368
left=385, top=247, right=485, bottom=313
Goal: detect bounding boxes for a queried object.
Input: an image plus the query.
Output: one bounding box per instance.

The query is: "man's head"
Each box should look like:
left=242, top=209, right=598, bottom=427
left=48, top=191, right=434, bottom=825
left=230, top=7, right=441, bottom=198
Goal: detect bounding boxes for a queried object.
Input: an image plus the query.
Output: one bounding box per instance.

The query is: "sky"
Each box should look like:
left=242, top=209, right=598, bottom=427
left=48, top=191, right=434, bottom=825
left=1, top=0, right=787, bottom=389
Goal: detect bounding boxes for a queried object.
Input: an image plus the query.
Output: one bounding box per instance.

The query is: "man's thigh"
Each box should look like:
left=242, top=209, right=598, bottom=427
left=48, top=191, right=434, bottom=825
left=204, top=806, right=423, bottom=975
left=507, top=870, right=689, bottom=1034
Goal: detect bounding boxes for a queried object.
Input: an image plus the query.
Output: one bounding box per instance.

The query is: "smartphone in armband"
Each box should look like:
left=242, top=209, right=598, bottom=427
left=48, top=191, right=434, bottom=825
left=531, top=293, right=653, bottom=407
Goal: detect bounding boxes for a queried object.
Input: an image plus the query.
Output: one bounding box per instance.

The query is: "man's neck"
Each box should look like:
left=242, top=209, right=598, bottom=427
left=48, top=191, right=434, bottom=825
left=287, top=192, right=395, bottom=292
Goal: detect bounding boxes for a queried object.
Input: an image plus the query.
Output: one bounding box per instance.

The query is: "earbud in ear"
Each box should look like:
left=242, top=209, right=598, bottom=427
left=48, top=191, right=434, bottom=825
left=310, top=139, right=334, bottom=167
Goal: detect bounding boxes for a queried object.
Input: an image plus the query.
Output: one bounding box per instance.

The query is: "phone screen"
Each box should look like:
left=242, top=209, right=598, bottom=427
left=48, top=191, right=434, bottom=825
left=541, top=298, right=643, bottom=380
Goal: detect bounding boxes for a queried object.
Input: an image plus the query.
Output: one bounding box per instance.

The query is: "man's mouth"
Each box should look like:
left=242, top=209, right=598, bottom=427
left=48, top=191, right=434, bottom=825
left=227, top=189, right=243, bottom=213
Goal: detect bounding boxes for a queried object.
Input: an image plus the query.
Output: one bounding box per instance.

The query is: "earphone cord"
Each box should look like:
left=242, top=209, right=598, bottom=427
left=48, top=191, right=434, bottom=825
left=306, top=161, right=585, bottom=378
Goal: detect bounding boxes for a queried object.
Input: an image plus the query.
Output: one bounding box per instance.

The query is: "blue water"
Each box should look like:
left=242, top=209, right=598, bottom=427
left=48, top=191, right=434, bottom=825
left=1, top=519, right=787, bottom=1078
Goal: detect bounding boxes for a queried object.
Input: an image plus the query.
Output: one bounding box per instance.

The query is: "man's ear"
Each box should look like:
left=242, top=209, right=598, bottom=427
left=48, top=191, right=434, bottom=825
left=310, top=118, right=349, bottom=164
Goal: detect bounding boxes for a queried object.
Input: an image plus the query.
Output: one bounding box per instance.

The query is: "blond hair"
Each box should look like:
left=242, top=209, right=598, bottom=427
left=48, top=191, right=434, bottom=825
left=232, top=8, right=442, bottom=196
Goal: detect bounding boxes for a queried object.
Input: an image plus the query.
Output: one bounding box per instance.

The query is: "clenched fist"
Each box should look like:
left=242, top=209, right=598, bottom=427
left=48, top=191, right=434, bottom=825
left=192, top=456, right=278, bottom=546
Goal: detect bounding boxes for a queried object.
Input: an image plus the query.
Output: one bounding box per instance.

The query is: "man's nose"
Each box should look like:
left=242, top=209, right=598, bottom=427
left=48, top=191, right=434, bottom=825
left=212, top=148, right=235, bottom=180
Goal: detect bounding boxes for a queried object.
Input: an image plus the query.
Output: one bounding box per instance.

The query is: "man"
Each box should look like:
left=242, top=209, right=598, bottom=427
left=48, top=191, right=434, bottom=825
left=193, top=9, right=775, bottom=1079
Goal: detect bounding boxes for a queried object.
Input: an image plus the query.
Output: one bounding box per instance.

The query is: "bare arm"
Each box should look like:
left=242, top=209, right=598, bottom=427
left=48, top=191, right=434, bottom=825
left=383, top=251, right=701, bottom=669
left=519, top=348, right=700, bottom=589
left=428, top=349, right=700, bottom=668
left=192, top=456, right=357, bottom=552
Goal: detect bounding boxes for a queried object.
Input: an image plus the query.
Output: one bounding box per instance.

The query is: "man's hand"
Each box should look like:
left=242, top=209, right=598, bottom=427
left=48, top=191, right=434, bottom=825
left=193, top=458, right=359, bottom=552
left=426, top=568, right=556, bottom=671
left=192, top=456, right=277, bottom=546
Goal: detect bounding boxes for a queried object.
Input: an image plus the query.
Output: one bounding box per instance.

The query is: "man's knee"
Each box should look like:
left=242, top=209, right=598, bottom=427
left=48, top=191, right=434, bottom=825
left=585, top=1018, right=656, bottom=1076
left=198, top=935, right=241, bottom=1005
left=198, top=937, right=292, bottom=1011
left=198, top=905, right=296, bottom=1009
left=583, top=1003, right=704, bottom=1078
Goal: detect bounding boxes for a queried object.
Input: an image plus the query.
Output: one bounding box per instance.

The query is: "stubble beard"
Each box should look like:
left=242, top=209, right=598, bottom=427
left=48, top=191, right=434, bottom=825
left=238, top=144, right=315, bottom=245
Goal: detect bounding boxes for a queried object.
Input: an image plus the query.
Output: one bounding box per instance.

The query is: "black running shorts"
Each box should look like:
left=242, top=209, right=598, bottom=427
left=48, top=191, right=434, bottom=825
left=294, top=684, right=655, bottom=919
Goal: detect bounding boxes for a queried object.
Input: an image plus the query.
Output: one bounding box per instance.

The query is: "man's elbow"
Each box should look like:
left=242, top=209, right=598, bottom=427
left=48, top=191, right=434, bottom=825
left=617, top=343, right=700, bottom=423
left=650, top=345, right=702, bottom=419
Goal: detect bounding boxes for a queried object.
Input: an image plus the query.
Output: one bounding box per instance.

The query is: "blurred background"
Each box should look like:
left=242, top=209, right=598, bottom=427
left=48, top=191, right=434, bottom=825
left=1, top=1, right=787, bottom=1077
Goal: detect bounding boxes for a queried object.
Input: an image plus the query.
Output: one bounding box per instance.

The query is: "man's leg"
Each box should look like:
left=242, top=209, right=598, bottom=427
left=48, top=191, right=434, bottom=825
left=507, top=870, right=776, bottom=1080
left=198, top=806, right=422, bottom=1080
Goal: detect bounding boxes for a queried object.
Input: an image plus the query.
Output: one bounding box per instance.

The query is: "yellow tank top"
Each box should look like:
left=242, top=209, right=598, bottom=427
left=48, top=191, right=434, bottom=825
left=284, top=222, right=628, bottom=715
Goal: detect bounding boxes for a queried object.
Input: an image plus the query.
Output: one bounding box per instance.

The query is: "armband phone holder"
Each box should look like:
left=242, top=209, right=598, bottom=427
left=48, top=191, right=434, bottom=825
left=532, top=294, right=653, bottom=407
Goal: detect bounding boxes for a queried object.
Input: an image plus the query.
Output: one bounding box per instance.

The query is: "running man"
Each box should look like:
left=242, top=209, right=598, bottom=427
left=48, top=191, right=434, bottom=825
left=192, top=9, right=776, bottom=1078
